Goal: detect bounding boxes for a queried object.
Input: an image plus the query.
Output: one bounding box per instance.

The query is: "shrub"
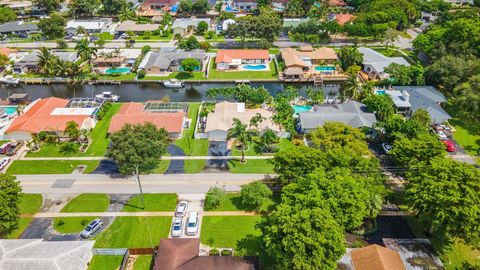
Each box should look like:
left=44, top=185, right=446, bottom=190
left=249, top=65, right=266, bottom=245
left=137, top=70, right=146, bottom=79
left=37, top=131, right=47, bottom=141
left=204, top=187, right=226, bottom=210
left=221, top=249, right=232, bottom=256
left=81, top=219, right=89, bottom=226
left=209, top=249, right=220, bottom=256
left=57, top=219, right=65, bottom=226
left=240, top=181, right=273, bottom=211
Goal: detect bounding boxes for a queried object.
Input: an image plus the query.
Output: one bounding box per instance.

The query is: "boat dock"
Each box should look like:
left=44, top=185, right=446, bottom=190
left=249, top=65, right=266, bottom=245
left=90, top=80, right=122, bottom=85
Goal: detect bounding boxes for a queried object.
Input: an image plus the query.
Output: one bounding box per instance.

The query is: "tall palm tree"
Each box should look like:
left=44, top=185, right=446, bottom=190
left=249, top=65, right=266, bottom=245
left=249, top=113, right=265, bottom=129
left=37, top=47, right=56, bottom=76
left=54, top=58, right=70, bottom=77
left=76, top=26, right=88, bottom=36
left=227, top=118, right=253, bottom=164
left=75, top=38, right=97, bottom=69
left=344, top=73, right=362, bottom=101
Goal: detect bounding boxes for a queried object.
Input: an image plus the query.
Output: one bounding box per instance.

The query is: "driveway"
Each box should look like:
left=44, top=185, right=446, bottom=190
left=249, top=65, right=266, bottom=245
left=364, top=215, right=416, bottom=245
left=205, top=141, right=230, bottom=171
left=90, top=160, right=119, bottom=174
left=166, top=144, right=185, bottom=174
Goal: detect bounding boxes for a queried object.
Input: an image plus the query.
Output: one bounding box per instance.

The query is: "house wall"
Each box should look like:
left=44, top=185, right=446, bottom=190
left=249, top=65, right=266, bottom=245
left=145, top=66, right=169, bottom=75
left=216, top=62, right=230, bottom=70
left=172, top=27, right=185, bottom=35
left=3, top=131, right=32, bottom=141
left=206, top=130, right=228, bottom=141
left=233, top=1, right=257, bottom=11
left=362, top=64, right=380, bottom=79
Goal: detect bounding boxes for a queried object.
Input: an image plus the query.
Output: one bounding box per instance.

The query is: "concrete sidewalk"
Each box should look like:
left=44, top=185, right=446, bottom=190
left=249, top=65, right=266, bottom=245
left=23, top=211, right=258, bottom=218
left=19, top=156, right=274, bottom=161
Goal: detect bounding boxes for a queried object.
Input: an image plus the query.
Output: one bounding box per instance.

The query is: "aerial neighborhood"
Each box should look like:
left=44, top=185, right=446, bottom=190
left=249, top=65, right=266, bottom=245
left=0, top=0, right=479, bottom=269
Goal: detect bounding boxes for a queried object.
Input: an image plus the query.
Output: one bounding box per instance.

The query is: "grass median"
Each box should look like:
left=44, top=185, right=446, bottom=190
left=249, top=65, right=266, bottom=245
left=122, top=194, right=177, bottom=212
left=7, top=160, right=100, bottom=174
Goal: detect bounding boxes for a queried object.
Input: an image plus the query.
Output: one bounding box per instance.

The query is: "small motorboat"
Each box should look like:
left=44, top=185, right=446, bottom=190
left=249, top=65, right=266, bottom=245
left=0, top=75, right=20, bottom=86
left=163, top=79, right=185, bottom=88
left=95, top=91, right=119, bottom=102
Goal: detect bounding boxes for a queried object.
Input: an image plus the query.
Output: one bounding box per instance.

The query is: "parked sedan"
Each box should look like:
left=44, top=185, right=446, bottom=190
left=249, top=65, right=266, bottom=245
left=0, top=157, right=10, bottom=170
left=0, top=142, right=11, bottom=154
left=80, top=218, right=103, bottom=238
left=175, top=201, right=188, bottom=217
left=443, top=140, right=456, bottom=152
left=381, top=143, right=392, bottom=154
left=171, top=218, right=183, bottom=237
left=437, top=131, right=448, bottom=140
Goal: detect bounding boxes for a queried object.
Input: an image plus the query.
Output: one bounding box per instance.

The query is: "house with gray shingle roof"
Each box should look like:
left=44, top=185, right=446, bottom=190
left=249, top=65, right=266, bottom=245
left=13, top=50, right=79, bottom=73
left=298, top=101, right=377, bottom=132
left=386, top=86, right=451, bottom=124
left=0, top=239, right=95, bottom=270
left=0, top=21, right=38, bottom=35
left=172, top=18, right=210, bottom=35
left=358, top=47, right=410, bottom=80
left=139, top=48, right=207, bottom=75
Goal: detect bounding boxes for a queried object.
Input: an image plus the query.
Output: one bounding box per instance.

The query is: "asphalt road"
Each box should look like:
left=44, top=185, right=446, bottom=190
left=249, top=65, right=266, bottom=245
left=17, top=173, right=274, bottom=194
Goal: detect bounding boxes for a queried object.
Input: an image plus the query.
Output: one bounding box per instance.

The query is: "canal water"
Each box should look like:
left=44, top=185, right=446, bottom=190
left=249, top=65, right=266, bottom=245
left=0, top=82, right=344, bottom=102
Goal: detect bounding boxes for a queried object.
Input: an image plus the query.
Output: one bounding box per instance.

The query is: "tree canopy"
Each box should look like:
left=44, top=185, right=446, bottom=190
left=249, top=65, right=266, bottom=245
left=363, top=94, right=395, bottom=122
left=38, top=12, right=66, bottom=40
left=33, top=0, right=61, bottom=14
left=0, top=7, right=16, bottom=24
left=108, top=123, right=169, bottom=174
left=0, top=174, right=22, bottom=237
left=206, top=84, right=272, bottom=108
left=390, top=133, right=445, bottom=167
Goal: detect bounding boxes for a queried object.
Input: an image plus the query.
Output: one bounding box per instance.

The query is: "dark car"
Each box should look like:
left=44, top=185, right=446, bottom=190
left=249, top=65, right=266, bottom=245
left=0, top=142, right=11, bottom=154
left=65, top=32, right=74, bottom=39
left=5, top=144, right=17, bottom=156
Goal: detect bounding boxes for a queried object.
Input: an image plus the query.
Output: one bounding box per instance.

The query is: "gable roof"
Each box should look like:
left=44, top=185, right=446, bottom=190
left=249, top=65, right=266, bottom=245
left=0, top=21, right=38, bottom=33
left=216, top=50, right=269, bottom=63
left=299, top=101, right=376, bottom=129
left=65, top=19, right=112, bottom=30
left=142, top=49, right=206, bottom=70
left=335, top=14, right=355, bottom=25
left=393, top=86, right=451, bottom=123
left=358, top=47, right=410, bottom=75
left=108, top=102, right=184, bottom=133
left=153, top=238, right=255, bottom=270
left=0, top=47, right=17, bottom=57
left=6, top=97, right=95, bottom=134
left=15, top=51, right=78, bottom=66
left=0, top=239, right=94, bottom=270
left=350, top=244, right=406, bottom=270
left=116, top=20, right=160, bottom=32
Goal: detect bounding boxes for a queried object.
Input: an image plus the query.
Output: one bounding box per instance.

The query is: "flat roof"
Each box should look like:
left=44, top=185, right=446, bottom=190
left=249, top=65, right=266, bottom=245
left=50, top=107, right=97, bottom=116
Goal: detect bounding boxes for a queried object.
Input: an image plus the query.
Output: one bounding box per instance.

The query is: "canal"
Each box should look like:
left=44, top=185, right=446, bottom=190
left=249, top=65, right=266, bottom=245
left=0, top=82, right=344, bottom=102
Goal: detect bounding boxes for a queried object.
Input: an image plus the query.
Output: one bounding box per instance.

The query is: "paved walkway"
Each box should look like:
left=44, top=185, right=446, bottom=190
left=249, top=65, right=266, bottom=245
left=22, top=211, right=258, bottom=218
left=19, top=156, right=274, bottom=160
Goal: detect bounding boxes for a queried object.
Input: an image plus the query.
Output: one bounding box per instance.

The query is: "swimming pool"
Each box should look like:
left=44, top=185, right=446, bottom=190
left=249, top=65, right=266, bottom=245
left=293, top=105, right=312, bottom=113
left=171, top=3, right=178, bottom=12
left=225, top=6, right=239, bottom=12
left=105, top=67, right=131, bottom=74
left=376, top=90, right=386, bottom=95
left=178, top=65, right=200, bottom=72
left=3, top=106, right=17, bottom=115
left=243, top=64, right=267, bottom=70
left=315, top=66, right=336, bottom=72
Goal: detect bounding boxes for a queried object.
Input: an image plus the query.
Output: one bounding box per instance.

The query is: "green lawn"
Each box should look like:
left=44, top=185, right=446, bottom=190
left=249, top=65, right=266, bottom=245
left=6, top=160, right=99, bottom=174
left=61, top=194, right=110, bottom=213
left=134, top=33, right=173, bottom=41
left=184, top=160, right=206, bottom=173
left=94, top=217, right=171, bottom=248
left=143, top=71, right=206, bottom=81
left=96, top=73, right=137, bottom=81
left=26, top=103, right=122, bottom=157
left=152, top=159, right=170, bottom=173
left=133, top=255, right=153, bottom=270
left=208, top=59, right=278, bottom=80
left=122, top=194, right=177, bottom=212
left=54, top=216, right=98, bottom=233
left=175, top=103, right=209, bottom=156
left=445, top=105, right=480, bottom=157
left=93, top=32, right=115, bottom=40
left=211, top=193, right=249, bottom=211
left=231, top=139, right=296, bottom=156
left=228, top=159, right=274, bottom=174
left=5, top=194, right=43, bottom=239
left=200, top=216, right=262, bottom=256
left=88, top=255, right=123, bottom=270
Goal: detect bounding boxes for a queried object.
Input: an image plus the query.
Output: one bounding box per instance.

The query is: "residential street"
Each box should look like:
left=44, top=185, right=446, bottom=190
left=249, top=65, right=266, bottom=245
left=16, top=173, right=274, bottom=194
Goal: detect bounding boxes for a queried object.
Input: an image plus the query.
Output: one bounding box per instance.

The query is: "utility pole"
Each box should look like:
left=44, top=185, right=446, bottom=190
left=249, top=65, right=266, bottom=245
left=135, top=164, right=145, bottom=209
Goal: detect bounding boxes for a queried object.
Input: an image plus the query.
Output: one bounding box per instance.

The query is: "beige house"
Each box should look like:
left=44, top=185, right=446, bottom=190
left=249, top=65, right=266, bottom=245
left=115, top=20, right=160, bottom=34
left=281, top=46, right=338, bottom=79
left=205, top=101, right=281, bottom=141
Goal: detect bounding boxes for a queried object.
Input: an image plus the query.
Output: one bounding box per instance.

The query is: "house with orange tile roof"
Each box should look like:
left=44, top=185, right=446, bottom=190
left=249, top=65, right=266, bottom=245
left=5, top=97, right=98, bottom=140
left=280, top=46, right=338, bottom=79
left=0, top=48, right=18, bottom=58
left=335, top=13, right=356, bottom=26
left=338, top=244, right=407, bottom=270
left=215, top=49, right=270, bottom=71
left=108, top=102, right=185, bottom=138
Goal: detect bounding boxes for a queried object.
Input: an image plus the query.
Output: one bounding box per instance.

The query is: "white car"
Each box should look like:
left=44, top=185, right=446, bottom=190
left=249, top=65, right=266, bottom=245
left=0, top=157, right=10, bottom=170
left=171, top=218, right=183, bottom=237
left=175, top=201, right=188, bottom=217
left=381, top=143, right=392, bottom=154
left=186, top=212, right=199, bottom=236
left=437, top=131, right=448, bottom=140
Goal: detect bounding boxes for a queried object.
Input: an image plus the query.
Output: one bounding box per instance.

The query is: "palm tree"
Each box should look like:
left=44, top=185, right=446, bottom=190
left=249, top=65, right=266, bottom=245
left=344, top=73, right=362, bottom=101
left=37, top=47, right=56, bottom=76
left=227, top=118, right=253, bottom=164
left=55, top=58, right=70, bottom=77
left=249, top=113, right=265, bottom=129
left=75, top=26, right=88, bottom=36
left=75, top=38, right=97, bottom=69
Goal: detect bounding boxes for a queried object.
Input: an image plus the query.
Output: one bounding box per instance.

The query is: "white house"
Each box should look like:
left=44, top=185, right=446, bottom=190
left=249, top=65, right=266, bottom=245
left=65, top=18, right=113, bottom=34
left=172, top=18, right=210, bottom=35
left=215, top=49, right=270, bottom=70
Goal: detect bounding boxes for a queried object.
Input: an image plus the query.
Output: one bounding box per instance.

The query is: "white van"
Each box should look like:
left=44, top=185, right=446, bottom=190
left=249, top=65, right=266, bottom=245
left=186, top=212, right=199, bottom=236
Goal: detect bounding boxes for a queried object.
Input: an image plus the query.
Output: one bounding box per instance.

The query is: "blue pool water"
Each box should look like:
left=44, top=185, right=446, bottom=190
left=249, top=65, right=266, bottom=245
left=178, top=65, right=200, bottom=72
left=243, top=64, right=267, bottom=70
left=376, top=90, right=386, bottom=95
left=293, top=105, right=312, bottom=113
left=225, top=6, right=239, bottom=12
left=4, top=107, right=17, bottom=115
left=315, top=66, right=336, bottom=72
left=105, top=67, right=131, bottom=74
left=171, top=4, right=178, bottom=12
